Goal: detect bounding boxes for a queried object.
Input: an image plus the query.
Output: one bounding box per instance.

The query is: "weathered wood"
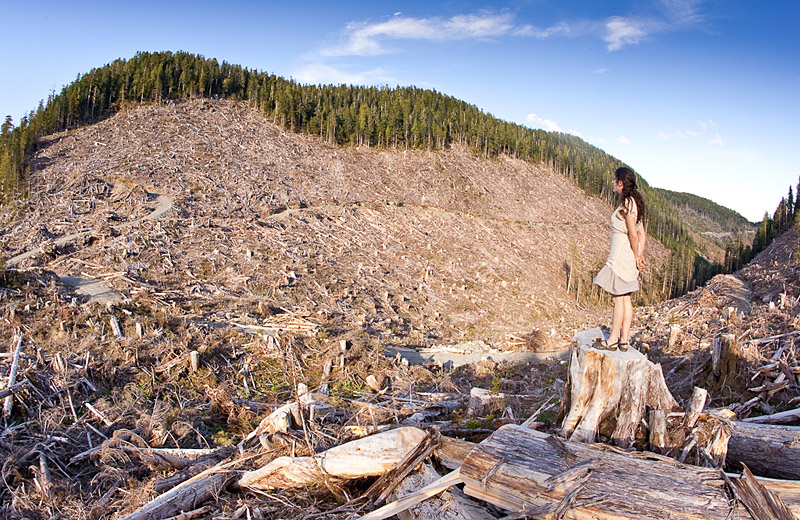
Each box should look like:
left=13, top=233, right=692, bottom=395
left=3, top=335, right=23, bottom=417
left=390, top=463, right=494, bottom=520
left=683, top=386, right=707, bottom=429
left=460, top=424, right=750, bottom=519
left=365, top=428, right=440, bottom=505
left=435, top=436, right=476, bottom=471
left=189, top=350, right=200, bottom=372
left=110, top=316, right=123, bottom=338
left=561, top=345, right=679, bottom=447
left=119, top=462, right=234, bottom=520
left=238, top=426, right=427, bottom=490
left=358, top=469, right=462, bottom=520
left=648, top=409, right=667, bottom=453
left=711, top=334, right=741, bottom=384
left=468, top=387, right=506, bottom=417
left=728, top=422, right=800, bottom=480
left=730, top=464, right=794, bottom=520
left=668, top=324, right=680, bottom=350
left=741, top=407, right=800, bottom=425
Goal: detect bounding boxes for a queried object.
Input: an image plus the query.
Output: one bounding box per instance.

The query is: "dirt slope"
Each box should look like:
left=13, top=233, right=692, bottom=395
left=0, top=98, right=668, bottom=347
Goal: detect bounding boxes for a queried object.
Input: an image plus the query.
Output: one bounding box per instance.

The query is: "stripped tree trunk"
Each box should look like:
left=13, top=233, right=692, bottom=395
left=559, top=345, right=679, bottom=447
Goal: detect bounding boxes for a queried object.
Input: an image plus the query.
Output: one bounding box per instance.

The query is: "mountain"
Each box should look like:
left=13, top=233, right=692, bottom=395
left=0, top=51, right=725, bottom=298
left=0, top=98, right=672, bottom=347
left=653, top=187, right=756, bottom=263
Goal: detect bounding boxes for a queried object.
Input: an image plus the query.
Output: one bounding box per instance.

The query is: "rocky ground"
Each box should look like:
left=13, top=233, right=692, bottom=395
left=0, top=99, right=797, bottom=519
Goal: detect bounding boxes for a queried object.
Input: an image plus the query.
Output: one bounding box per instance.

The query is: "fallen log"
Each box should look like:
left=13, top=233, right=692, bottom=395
left=741, top=407, right=800, bottom=425
left=560, top=345, right=679, bottom=447
left=728, top=422, right=800, bottom=480
left=237, top=426, right=427, bottom=490
left=3, top=335, right=23, bottom=417
left=460, top=424, right=751, bottom=519
left=119, top=461, right=234, bottom=520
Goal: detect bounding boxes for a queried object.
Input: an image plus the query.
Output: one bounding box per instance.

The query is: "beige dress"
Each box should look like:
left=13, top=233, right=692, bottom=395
left=594, top=198, right=640, bottom=295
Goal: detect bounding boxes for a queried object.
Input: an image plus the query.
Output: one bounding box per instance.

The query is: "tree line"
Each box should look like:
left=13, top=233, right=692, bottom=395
left=0, top=50, right=766, bottom=299
left=723, top=181, right=799, bottom=272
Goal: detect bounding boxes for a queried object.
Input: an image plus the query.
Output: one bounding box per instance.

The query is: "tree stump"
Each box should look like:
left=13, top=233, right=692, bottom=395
left=560, top=345, right=679, bottom=447
left=712, top=334, right=741, bottom=383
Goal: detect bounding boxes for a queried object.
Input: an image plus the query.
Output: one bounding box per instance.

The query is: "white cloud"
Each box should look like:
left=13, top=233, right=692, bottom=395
left=322, top=12, right=516, bottom=56
left=514, top=21, right=574, bottom=39
left=698, top=119, right=715, bottom=130
left=617, top=136, right=632, bottom=146
left=658, top=130, right=686, bottom=140
left=658, top=120, right=718, bottom=141
left=604, top=16, right=651, bottom=51
left=593, top=67, right=610, bottom=74
left=293, top=63, right=393, bottom=86
left=708, top=133, right=724, bottom=147
left=526, top=114, right=582, bottom=138
left=527, top=113, right=562, bottom=132
left=603, top=1, right=704, bottom=52
left=657, top=0, right=704, bottom=25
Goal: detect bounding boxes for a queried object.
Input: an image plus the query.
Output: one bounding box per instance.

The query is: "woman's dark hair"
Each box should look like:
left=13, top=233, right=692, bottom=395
left=614, top=166, right=645, bottom=223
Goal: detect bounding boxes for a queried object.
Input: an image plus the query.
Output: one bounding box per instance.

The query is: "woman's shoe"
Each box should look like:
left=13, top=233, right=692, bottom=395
left=594, top=340, right=619, bottom=351
left=618, top=342, right=629, bottom=352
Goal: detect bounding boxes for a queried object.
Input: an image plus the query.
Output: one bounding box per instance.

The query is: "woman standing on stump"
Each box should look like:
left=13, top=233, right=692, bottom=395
left=594, top=166, right=646, bottom=351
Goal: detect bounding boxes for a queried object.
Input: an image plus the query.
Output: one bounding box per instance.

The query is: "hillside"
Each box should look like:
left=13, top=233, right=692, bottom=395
left=654, top=187, right=756, bottom=262
left=0, top=98, right=669, bottom=347
left=0, top=51, right=726, bottom=297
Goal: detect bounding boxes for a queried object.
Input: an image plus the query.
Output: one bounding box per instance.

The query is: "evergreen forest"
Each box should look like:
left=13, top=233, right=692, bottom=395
left=0, top=51, right=788, bottom=299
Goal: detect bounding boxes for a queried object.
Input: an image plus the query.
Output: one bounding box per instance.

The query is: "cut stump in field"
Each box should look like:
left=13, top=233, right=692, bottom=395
left=560, top=344, right=679, bottom=447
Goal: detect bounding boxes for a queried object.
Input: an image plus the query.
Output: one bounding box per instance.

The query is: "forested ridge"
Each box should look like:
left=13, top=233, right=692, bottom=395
left=0, top=50, right=769, bottom=296
left=654, top=188, right=753, bottom=233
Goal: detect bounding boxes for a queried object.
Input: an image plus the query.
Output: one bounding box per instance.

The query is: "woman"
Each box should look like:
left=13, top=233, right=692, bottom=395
left=593, top=166, right=646, bottom=351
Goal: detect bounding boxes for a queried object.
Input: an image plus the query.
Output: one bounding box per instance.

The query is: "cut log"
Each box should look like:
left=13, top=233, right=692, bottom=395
left=560, top=345, right=679, bottom=447
left=728, top=422, right=800, bottom=480
left=238, top=426, right=427, bottom=490
left=435, top=436, right=476, bottom=471
left=460, top=424, right=750, bottom=519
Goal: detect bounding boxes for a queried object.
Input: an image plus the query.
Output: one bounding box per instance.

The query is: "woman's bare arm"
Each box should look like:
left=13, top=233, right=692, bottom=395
left=636, top=224, right=646, bottom=269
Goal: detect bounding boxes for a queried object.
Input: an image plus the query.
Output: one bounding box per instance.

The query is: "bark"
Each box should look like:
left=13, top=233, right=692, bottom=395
left=728, top=422, right=800, bottom=480
left=460, top=424, right=750, bottom=519
left=560, top=345, right=679, bottom=447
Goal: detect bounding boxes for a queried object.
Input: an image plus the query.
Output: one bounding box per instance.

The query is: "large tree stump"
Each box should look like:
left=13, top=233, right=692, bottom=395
left=560, top=345, right=679, bottom=447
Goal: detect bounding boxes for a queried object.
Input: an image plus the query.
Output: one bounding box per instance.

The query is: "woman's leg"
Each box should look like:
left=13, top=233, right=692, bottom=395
left=620, top=294, right=633, bottom=344
left=609, top=295, right=624, bottom=345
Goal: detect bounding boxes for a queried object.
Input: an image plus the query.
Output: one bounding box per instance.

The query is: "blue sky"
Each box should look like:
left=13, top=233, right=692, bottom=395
left=2, top=1, right=798, bottom=221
